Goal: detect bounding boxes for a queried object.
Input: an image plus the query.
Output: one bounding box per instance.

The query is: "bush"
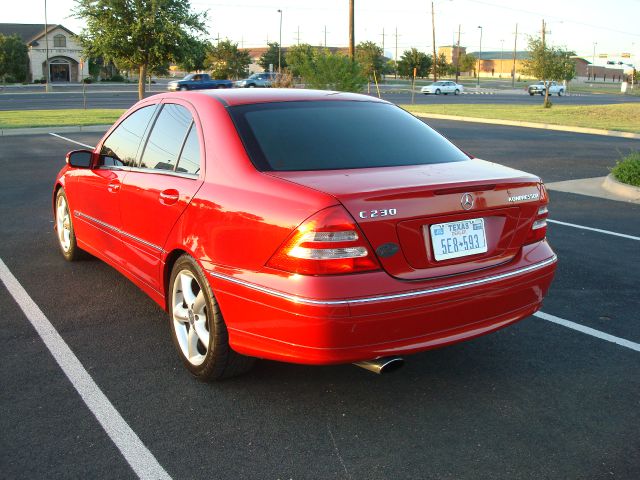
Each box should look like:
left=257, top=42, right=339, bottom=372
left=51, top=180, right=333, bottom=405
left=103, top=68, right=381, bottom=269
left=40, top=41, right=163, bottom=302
left=301, top=50, right=365, bottom=92
left=272, top=69, right=295, bottom=88
left=611, top=151, right=640, bottom=187
left=82, top=77, right=93, bottom=84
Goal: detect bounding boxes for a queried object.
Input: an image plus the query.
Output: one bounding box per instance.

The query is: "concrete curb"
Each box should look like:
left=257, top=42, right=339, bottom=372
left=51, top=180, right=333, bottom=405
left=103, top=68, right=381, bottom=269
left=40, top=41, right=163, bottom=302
left=411, top=112, right=640, bottom=139
left=602, top=174, right=640, bottom=201
left=1, top=125, right=110, bottom=137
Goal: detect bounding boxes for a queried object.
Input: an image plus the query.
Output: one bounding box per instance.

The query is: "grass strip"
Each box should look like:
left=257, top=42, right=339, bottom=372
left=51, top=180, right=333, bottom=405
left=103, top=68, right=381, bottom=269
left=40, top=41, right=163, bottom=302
left=402, top=103, right=640, bottom=133
left=0, top=109, right=125, bottom=129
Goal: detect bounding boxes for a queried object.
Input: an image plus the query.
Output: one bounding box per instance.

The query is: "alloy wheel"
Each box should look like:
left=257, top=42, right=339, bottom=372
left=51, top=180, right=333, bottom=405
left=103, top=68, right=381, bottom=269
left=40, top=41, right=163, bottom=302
left=172, top=270, right=210, bottom=366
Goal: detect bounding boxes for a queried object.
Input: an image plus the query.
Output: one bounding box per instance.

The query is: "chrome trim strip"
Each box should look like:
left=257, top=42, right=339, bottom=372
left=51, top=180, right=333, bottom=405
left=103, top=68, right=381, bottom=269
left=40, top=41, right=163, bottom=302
left=96, top=165, right=198, bottom=179
left=207, top=255, right=558, bottom=306
left=74, top=211, right=163, bottom=252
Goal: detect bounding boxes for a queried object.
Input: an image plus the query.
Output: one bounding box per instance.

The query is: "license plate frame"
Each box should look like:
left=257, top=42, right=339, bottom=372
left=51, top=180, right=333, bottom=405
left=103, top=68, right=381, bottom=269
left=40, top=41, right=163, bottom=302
left=427, top=218, right=488, bottom=261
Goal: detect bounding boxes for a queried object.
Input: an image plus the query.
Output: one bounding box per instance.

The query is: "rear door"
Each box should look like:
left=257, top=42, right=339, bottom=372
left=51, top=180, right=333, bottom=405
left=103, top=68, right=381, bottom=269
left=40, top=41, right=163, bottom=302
left=118, top=102, right=205, bottom=290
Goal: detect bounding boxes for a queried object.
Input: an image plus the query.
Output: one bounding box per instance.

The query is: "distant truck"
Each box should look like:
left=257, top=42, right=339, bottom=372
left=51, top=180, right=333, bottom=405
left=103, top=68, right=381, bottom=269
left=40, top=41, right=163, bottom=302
left=167, top=73, right=233, bottom=91
left=527, top=81, right=565, bottom=96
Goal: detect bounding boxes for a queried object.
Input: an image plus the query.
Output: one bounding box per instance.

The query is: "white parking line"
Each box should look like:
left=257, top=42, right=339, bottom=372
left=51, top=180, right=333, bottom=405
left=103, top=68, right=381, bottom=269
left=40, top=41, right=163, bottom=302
left=547, top=219, right=640, bottom=241
left=535, top=311, right=640, bottom=353
left=49, top=132, right=95, bottom=149
left=0, top=258, right=172, bottom=480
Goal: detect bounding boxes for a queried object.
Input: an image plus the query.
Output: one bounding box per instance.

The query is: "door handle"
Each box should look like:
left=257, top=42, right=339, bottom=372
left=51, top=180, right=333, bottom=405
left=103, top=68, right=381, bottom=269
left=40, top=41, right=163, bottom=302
left=107, top=180, right=120, bottom=193
left=159, top=189, right=180, bottom=205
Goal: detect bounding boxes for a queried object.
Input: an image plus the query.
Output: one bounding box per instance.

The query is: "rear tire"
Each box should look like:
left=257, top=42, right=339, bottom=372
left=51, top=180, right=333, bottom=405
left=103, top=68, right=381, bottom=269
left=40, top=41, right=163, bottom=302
left=55, top=188, right=82, bottom=261
left=169, top=255, right=254, bottom=381
left=540, top=90, right=545, bottom=96
left=454, top=89, right=460, bottom=95
left=558, top=89, right=564, bottom=96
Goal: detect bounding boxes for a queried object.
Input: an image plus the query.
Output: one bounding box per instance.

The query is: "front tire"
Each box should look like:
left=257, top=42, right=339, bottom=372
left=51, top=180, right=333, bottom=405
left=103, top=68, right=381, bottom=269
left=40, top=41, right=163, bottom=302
left=55, top=188, right=82, bottom=261
left=435, top=88, right=441, bottom=95
left=454, top=89, right=460, bottom=95
left=169, top=255, right=254, bottom=381
left=558, top=89, right=564, bottom=96
left=179, top=86, right=188, bottom=91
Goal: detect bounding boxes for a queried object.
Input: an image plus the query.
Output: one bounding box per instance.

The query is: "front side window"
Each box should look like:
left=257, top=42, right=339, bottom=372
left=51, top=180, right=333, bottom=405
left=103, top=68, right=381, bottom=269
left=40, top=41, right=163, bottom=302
left=100, top=105, right=157, bottom=167
left=53, top=34, right=66, bottom=47
left=140, top=104, right=195, bottom=172
left=230, top=101, right=468, bottom=171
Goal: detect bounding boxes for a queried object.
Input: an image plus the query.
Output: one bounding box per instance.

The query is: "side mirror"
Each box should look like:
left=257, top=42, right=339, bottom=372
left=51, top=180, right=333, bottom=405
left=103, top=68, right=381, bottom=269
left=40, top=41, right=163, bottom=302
left=66, top=149, right=93, bottom=168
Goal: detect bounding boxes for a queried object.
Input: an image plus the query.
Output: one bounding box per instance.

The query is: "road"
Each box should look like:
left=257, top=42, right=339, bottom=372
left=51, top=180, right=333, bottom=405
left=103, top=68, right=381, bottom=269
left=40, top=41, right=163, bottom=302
left=1, top=84, right=638, bottom=110
left=1, top=123, right=639, bottom=479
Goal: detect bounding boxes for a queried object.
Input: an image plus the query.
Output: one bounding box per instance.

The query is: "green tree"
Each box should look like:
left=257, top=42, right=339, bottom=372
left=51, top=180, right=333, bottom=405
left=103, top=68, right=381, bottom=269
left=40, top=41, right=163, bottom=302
left=179, top=38, right=211, bottom=72
left=74, top=0, right=207, bottom=100
left=0, top=34, right=29, bottom=83
left=300, top=49, right=365, bottom=92
left=205, top=40, right=250, bottom=80
left=434, top=52, right=450, bottom=78
left=285, top=43, right=315, bottom=77
left=259, top=42, right=285, bottom=72
left=397, top=48, right=432, bottom=78
left=457, top=53, right=477, bottom=74
left=522, top=36, right=576, bottom=107
left=355, top=41, right=384, bottom=79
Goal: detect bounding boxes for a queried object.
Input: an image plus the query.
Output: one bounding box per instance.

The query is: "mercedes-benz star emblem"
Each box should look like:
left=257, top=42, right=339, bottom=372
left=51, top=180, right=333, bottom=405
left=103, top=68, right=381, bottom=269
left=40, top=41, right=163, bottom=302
left=461, top=193, right=474, bottom=210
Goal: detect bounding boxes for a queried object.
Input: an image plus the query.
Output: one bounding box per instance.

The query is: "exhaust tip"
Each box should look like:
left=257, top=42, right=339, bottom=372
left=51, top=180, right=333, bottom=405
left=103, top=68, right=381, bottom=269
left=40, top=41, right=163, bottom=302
left=353, top=356, right=404, bottom=374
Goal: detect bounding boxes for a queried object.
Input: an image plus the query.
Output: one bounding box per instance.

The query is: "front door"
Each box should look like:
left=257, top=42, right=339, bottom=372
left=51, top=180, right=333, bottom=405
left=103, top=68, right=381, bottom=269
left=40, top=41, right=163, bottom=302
left=72, top=104, right=158, bottom=264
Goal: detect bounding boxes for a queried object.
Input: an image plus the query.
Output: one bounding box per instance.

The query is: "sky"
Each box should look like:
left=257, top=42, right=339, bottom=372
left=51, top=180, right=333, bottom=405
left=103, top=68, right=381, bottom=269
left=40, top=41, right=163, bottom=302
left=4, top=0, right=639, bottom=63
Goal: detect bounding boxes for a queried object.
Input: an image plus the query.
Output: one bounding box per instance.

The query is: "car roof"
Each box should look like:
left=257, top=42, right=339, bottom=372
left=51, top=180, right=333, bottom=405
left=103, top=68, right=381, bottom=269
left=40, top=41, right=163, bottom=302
left=169, top=88, right=391, bottom=107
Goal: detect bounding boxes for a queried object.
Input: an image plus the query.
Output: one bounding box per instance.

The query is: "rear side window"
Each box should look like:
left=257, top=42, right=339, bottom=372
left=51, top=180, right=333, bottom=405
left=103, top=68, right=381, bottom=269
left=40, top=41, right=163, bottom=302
left=230, top=101, right=468, bottom=171
left=140, top=104, right=193, bottom=171
left=100, top=105, right=157, bottom=167
left=176, top=126, right=201, bottom=175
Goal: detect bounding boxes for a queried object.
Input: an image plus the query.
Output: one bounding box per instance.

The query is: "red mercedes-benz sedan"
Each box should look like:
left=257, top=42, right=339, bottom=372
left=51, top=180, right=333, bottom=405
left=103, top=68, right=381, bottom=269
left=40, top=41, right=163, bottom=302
left=53, top=89, right=556, bottom=380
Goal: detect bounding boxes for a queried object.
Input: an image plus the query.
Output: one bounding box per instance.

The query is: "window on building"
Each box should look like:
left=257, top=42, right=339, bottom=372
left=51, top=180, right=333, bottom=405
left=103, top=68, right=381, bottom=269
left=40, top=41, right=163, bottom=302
left=54, top=34, right=66, bottom=48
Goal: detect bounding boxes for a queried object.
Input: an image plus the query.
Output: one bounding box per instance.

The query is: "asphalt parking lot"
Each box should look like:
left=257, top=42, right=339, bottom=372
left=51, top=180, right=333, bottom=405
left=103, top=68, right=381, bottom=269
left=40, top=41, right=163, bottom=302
left=1, top=122, right=639, bottom=479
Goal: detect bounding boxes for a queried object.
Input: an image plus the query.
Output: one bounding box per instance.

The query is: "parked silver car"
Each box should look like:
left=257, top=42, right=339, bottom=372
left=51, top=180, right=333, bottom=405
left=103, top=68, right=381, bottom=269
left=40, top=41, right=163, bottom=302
left=235, top=72, right=278, bottom=88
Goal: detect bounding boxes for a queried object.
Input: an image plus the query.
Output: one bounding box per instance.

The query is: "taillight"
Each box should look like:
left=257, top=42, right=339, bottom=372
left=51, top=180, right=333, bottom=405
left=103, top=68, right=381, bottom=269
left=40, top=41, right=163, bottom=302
left=267, top=206, right=381, bottom=275
left=525, top=184, right=549, bottom=244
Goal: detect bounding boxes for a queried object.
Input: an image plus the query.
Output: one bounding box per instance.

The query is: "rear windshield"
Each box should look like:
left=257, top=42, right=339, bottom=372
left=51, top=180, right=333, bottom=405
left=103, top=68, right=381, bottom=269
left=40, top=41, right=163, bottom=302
left=229, top=101, right=468, bottom=171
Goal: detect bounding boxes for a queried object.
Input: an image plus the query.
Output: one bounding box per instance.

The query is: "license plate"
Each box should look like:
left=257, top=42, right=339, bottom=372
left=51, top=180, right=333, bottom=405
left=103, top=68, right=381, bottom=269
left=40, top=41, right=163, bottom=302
left=427, top=218, right=488, bottom=261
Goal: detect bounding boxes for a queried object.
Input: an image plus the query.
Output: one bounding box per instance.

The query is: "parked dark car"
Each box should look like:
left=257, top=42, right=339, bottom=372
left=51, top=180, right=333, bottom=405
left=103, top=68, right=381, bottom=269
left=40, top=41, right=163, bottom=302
left=168, top=73, right=232, bottom=91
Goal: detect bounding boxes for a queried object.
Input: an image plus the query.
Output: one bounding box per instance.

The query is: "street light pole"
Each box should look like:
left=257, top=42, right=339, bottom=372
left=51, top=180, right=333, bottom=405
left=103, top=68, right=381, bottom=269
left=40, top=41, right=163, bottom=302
left=591, top=42, right=597, bottom=80
left=44, top=0, right=51, bottom=92
left=277, top=9, right=283, bottom=72
left=500, top=39, right=504, bottom=78
left=477, top=26, right=483, bottom=87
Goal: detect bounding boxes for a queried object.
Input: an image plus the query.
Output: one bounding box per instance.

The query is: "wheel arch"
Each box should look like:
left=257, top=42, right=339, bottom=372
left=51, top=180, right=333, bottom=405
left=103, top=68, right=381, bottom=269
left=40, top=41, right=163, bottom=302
left=163, top=248, right=190, bottom=310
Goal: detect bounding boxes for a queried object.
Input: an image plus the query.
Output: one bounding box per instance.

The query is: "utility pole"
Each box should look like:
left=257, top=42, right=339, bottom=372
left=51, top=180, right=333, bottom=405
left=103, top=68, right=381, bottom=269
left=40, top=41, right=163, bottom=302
left=394, top=27, right=400, bottom=79
left=294, top=26, right=300, bottom=45
left=44, top=0, right=51, bottom=91
left=348, top=0, right=355, bottom=60
left=380, top=28, right=385, bottom=55
left=455, top=24, right=461, bottom=83
left=431, top=1, right=437, bottom=82
left=511, top=23, right=518, bottom=87
left=477, top=26, right=483, bottom=87
left=500, top=39, right=504, bottom=77
left=591, top=42, right=597, bottom=80
left=324, top=25, right=329, bottom=47
left=277, top=9, right=282, bottom=72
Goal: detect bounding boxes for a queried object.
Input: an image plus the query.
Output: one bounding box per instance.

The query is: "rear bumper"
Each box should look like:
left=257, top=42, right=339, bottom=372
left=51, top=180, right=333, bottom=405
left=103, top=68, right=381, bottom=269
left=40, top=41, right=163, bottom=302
left=207, top=242, right=557, bottom=365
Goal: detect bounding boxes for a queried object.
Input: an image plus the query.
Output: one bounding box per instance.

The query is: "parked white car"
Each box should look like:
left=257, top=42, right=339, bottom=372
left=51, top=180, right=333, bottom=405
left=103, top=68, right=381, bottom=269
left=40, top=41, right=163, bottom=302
left=421, top=81, right=464, bottom=95
left=527, top=81, right=565, bottom=96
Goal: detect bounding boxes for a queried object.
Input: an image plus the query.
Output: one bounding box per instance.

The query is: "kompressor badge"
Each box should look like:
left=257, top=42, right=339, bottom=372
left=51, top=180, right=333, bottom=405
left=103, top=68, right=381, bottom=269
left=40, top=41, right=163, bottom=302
left=508, top=193, right=540, bottom=203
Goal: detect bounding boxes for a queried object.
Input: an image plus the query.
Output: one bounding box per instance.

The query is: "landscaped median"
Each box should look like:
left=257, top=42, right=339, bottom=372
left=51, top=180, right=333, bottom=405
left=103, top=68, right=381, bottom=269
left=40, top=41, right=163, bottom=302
left=402, top=103, right=640, bottom=135
left=0, top=109, right=125, bottom=130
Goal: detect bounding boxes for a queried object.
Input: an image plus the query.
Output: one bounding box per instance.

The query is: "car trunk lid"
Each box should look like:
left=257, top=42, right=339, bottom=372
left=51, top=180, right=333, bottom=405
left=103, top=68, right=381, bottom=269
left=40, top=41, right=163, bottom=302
left=268, top=159, right=544, bottom=280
